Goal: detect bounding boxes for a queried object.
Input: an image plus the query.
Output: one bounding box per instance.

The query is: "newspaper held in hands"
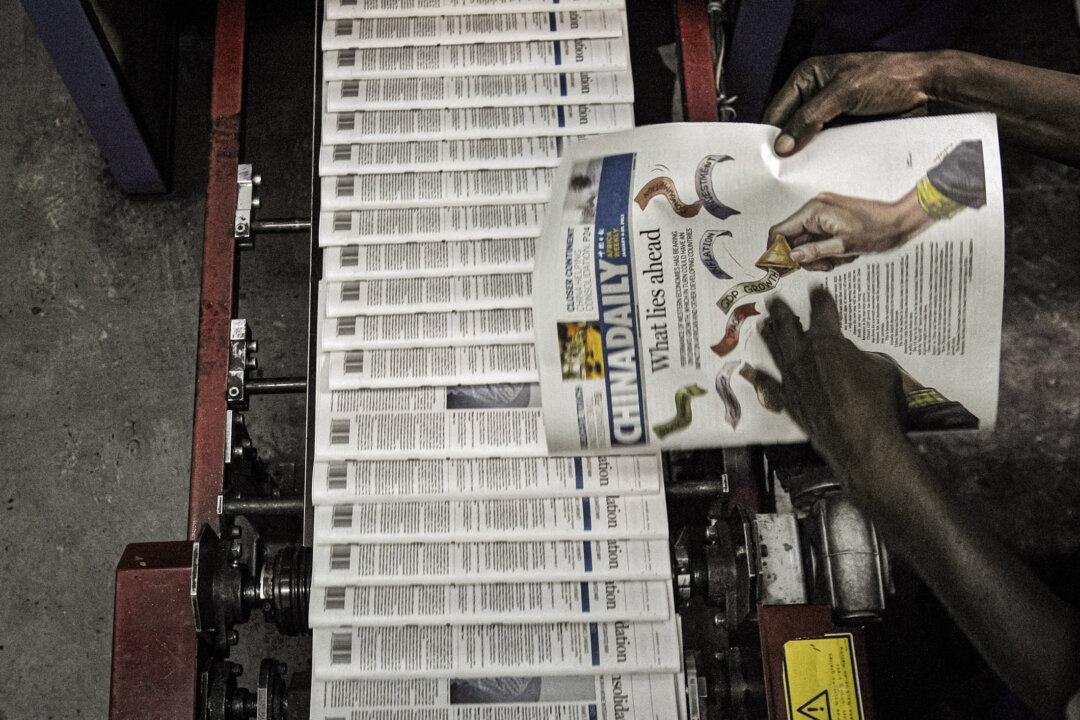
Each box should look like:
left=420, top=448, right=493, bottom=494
left=534, top=114, right=1004, bottom=451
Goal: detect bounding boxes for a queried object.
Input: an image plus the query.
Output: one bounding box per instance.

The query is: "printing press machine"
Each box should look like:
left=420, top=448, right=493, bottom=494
left=108, top=2, right=911, bottom=718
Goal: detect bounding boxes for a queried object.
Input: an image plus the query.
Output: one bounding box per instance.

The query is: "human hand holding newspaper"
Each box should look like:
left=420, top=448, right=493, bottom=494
left=758, top=288, right=907, bottom=503
left=533, top=114, right=1004, bottom=451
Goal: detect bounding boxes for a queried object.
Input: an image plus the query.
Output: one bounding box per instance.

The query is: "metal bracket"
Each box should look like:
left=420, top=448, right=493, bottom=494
left=228, top=320, right=258, bottom=410
left=234, top=164, right=261, bottom=248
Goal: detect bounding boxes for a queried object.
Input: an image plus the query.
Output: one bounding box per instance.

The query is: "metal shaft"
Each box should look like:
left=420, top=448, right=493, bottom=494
left=221, top=498, right=305, bottom=516
left=251, top=218, right=311, bottom=234
left=246, top=377, right=307, bottom=395
left=665, top=480, right=729, bottom=499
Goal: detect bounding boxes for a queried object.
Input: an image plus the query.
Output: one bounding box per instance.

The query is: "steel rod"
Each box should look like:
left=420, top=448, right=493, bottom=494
left=246, top=377, right=307, bottom=394
left=251, top=218, right=312, bottom=233
left=221, top=498, right=305, bottom=516
left=665, top=480, right=729, bottom=499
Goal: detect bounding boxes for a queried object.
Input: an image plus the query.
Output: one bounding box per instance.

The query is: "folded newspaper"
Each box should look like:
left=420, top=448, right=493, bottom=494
left=534, top=113, right=1004, bottom=451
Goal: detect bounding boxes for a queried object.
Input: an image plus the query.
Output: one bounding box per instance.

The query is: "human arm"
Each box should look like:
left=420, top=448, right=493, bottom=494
left=768, top=140, right=986, bottom=270
left=764, top=49, right=1080, bottom=167
left=758, top=288, right=1080, bottom=717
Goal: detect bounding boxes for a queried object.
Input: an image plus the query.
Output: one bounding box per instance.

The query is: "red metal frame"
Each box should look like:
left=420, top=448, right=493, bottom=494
left=188, top=0, right=247, bottom=541
left=109, top=542, right=199, bottom=720
left=110, top=2, right=247, bottom=717
left=674, top=0, right=719, bottom=122
left=757, top=604, right=875, bottom=720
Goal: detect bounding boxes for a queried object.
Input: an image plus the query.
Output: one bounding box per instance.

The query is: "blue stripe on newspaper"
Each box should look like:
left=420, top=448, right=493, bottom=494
left=553, top=41, right=562, bottom=66
left=549, top=12, right=557, bottom=31
left=582, top=497, right=592, bottom=530
left=557, top=105, right=566, bottom=128
left=574, top=457, right=584, bottom=489
left=581, top=582, right=590, bottom=612
left=583, top=541, right=593, bottom=571
left=593, top=153, right=648, bottom=446
left=589, top=623, right=600, bottom=665
left=559, top=73, right=568, bottom=96
left=589, top=706, right=598, bottom=720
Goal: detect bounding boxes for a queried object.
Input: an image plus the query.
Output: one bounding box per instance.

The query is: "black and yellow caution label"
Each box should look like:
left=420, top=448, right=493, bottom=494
left=782, top=634, right=864, bottom=720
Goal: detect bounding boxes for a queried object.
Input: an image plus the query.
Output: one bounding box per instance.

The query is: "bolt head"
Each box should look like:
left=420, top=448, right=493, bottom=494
left=226, top=629, right=239, bottom=646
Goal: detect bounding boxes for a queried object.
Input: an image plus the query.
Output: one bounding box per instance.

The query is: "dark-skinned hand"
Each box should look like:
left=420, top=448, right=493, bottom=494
left=764, top=52, right=939, bottom=156
left=756, top=288, right=908, bottom=507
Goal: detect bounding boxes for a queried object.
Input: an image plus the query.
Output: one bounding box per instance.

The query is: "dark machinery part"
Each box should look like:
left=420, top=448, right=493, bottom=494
left=201, top=659, right=255, bottom=720
left=228, top=319, right=308, bottom=412
left=776, top=455, right=890, bottom=622
left=673, top=450, right=886, bottom=719
left=228, top=320, right=259, bottom=410
left=715, top=646, right=766, bottom=720
left=192, top=525, right=313, bottom=652
left=676, top=459, right=890, bottom=626
left=200, top=659, right=310, bottom=720
left=260, top=544, right=312, bottom=637
left=234, top=163, right=312, bottom=245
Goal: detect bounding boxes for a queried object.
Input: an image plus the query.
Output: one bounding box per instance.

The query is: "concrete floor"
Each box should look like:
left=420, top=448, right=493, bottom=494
left=0, top=2, right=212, bottom=719
left=1, top=0, right=1078, bottom=719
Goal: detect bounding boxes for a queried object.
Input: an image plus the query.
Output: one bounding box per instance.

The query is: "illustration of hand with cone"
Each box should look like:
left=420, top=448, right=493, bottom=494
left=768, top=140, right=987, bottom=271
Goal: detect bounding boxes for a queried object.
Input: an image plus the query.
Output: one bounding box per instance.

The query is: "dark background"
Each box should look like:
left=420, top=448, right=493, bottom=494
left=1, top=0, right=1078, bottom=717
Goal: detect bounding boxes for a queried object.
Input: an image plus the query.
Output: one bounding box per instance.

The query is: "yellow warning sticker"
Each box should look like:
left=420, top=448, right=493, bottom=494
left=783, top=634, right=864, bottom=720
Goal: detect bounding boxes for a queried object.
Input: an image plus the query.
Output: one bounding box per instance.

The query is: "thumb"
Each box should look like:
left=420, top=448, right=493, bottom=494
left=775, top=84, right=851, bottom=156
left=789, top=237, right=847, bottom=266
left=747, top=366, right=786, bottom=414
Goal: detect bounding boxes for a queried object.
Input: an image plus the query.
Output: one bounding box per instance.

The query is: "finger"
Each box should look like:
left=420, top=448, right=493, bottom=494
left=786, top=232, right=814, bottom=249
left=808, top=286, right=842, bottom=337
left=779, top=83, right=853, bottom=155
left=750, top=367, right=790, bottom=416
left=789, top=237, right=847, bottom=266
left=768, top=199, right=828, bottom=244
left=803, top=260, right=835, bottom=272
left=765, top=58, right=837, bottom=154
left=761, top=298, right=805, bottom=371
left=763, top=59, right=824, bottom=128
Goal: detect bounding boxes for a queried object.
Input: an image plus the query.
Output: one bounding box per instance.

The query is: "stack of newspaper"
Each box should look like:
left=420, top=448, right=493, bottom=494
left=310, top=1, right=685, bottom=718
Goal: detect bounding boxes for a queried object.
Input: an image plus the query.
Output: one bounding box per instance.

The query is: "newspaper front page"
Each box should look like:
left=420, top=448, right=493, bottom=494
left=310, top=454, right=662, bottom=504
left=309, top=579, right=671, bottom=626
left=534, top=114, right=1005, bottom=451
left=321, top=11, right=625, bottom=50
left=310, top=673, right=680, bottom=720
left=311, top=494, right=669, bottom=543
left=312, top=539, right=672, bottom=586
left=311, top=619, right=681, bottom=678
left=325, top=0, right=626, bottom=19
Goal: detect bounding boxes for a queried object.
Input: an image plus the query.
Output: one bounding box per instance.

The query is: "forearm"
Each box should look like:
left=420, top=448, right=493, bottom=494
left=853, top=437, right=1080, bottom=717
left=928, top=49, right=1080, bottom=166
